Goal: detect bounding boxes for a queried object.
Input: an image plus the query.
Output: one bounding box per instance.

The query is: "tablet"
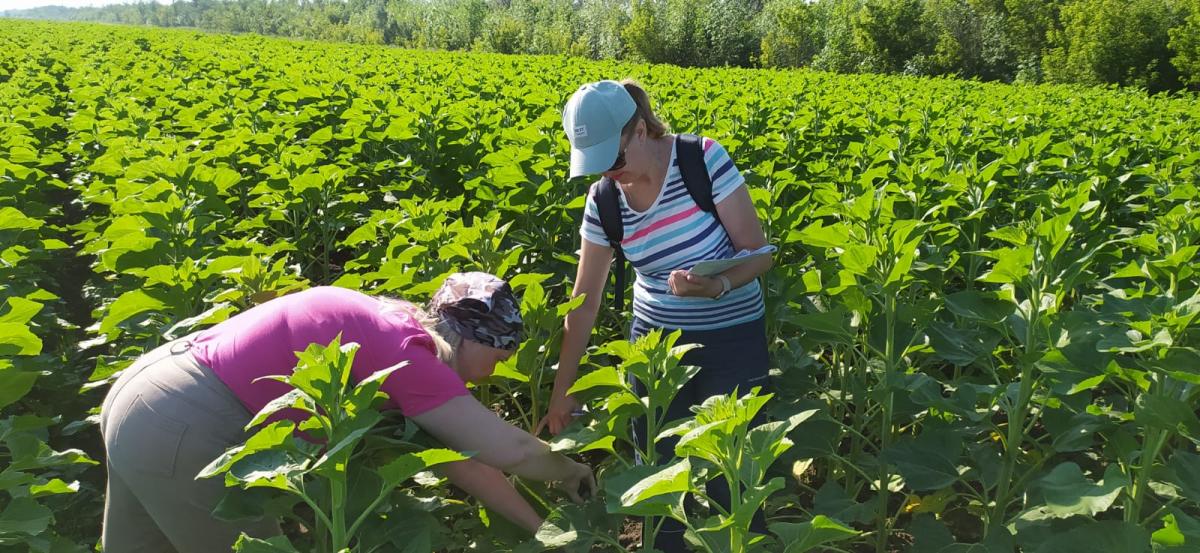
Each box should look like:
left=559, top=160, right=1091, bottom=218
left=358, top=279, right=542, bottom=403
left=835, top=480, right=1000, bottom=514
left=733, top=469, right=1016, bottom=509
left=689, top=245, right=778, bottom=277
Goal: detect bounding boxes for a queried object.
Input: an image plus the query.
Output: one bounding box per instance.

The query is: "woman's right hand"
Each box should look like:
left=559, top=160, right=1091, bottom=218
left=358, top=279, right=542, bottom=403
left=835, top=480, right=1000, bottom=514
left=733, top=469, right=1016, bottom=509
left=536, top=390, right=580, bottom=437
left=558, top=461, right=596, bottom=504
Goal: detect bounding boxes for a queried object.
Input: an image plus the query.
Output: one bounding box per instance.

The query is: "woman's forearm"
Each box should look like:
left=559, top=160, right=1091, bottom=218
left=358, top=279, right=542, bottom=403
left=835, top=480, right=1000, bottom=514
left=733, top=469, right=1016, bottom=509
left=719, top=255, right=774, bottom=290
left=504, top=437, right=582, bottom=482
left=439, top=460, right=542, bottom=533
left=412, top=397, right=585, bottom=483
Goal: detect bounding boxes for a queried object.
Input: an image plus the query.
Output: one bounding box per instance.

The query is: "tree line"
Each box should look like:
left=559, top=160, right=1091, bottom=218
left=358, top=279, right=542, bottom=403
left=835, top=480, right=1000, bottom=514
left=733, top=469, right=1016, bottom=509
left=6, top=0, right=1200, bottom=92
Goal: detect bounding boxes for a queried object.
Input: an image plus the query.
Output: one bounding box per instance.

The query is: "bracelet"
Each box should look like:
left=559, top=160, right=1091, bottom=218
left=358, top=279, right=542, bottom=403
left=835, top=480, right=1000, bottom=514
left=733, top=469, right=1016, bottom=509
left=713, top=275, right=732, bottom=300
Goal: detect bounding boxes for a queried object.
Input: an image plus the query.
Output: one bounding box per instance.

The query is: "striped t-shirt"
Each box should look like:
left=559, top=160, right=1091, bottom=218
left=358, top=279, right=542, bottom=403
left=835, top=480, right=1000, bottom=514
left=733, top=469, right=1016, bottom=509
left=581, top=137, right=765, bottom=331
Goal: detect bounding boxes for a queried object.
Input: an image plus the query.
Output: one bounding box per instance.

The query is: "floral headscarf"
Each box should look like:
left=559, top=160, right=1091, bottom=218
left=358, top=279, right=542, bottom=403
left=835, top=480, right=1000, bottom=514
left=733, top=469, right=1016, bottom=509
left=429, top=272, right=524, bottom=351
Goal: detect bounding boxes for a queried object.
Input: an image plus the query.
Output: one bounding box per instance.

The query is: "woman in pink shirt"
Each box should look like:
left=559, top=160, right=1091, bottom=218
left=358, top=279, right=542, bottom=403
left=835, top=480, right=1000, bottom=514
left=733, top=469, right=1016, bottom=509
left=98, top=272, right=593, bottom=553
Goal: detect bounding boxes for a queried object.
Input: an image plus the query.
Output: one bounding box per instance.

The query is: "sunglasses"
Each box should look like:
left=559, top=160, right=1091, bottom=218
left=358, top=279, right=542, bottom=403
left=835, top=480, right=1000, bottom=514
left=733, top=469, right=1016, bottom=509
left=607, top=118, right=641, bottom=173
left=608, top=147, right=627, bottom=172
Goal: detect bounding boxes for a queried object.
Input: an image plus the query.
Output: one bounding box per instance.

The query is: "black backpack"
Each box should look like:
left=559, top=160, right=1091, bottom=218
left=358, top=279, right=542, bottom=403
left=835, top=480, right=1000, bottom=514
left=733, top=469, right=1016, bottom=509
left=592, top=133, right=724, bottom=311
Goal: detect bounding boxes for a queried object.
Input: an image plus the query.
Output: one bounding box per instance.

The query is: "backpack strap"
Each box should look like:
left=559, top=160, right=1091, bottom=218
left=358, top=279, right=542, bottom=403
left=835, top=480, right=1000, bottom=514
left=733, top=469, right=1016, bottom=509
left=593, top=177, right=629, bottom=311
left=675, top=133, right=721, bottom=226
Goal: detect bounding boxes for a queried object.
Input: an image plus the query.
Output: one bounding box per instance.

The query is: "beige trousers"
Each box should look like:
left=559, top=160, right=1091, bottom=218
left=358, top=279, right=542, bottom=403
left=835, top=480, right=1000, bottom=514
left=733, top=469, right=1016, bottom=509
left=99, top=338, right=280, bottom=553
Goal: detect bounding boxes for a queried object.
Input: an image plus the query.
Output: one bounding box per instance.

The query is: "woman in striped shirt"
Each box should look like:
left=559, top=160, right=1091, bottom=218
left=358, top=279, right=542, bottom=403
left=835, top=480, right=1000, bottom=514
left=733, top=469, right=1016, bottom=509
left=538, top=79, right=774, bottom=551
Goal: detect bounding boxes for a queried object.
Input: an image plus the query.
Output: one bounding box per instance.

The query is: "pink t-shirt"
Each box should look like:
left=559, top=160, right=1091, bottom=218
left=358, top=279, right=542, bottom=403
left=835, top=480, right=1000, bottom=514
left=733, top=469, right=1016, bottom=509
left=191, top=286, right=469, bottom=420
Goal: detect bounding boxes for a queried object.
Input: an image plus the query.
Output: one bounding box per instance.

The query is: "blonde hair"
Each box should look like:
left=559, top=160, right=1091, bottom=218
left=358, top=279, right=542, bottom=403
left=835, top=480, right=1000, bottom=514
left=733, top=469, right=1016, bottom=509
left=378, top=298, right=461, bottom=366
left=621, top=79, right=669, bottom=139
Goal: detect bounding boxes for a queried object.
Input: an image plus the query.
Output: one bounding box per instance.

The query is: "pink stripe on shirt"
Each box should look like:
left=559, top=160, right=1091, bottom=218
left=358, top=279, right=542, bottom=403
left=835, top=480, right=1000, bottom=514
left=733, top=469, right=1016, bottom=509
left=625, top=204, right=700, bottom=244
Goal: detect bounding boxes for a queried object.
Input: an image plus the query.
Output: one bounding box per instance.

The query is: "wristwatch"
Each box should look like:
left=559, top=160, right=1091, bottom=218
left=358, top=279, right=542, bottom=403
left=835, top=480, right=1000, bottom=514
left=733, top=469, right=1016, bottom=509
left=713, top=275, right=732, bottom=300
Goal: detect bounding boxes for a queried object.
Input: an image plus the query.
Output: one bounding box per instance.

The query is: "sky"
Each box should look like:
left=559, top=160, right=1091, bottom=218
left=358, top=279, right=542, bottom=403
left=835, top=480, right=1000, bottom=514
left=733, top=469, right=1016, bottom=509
left=1, top=0, right=167, bottom=10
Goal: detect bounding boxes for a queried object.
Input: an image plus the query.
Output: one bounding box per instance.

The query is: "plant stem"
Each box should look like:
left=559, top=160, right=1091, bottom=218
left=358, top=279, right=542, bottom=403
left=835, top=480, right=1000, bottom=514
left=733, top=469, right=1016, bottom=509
left=296, top=486, right=335, bottom=551
left=1128, top=426, right=1169, bottom=523
left=830, top=452, right=877, bottom=484
left=992, top=277, right=1042, bottom=526
left=876, top=292, right=897, bottom=553
left=330, top=464, right=348, bottom=550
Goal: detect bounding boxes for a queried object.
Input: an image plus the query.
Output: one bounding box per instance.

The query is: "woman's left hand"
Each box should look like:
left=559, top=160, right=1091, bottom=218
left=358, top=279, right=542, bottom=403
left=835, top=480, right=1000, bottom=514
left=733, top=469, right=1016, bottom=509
left=668, top=270, right=720, bottom=298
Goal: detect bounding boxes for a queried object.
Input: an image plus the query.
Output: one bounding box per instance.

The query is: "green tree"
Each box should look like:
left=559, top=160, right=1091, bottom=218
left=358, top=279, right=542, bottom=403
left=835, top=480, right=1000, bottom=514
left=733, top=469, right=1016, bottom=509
left=698, top=0, right=761, bottom=66
left=1002, top=0, right=1062, bottom=81
left=623, top=0, right=670, bottom=63
left=760, top=0, right=823, bottom=68
left=1043, top=0, right=1181, bottom=91
left=479, top=9, right=525, bottom=54
left=851, top=0, right=935, bottom=73
left=510, top=0, right=587, bottom=56
left=1169, top=0, right=1200, bottom=88
left=659, top=0, right=703, bottom=66
left=577, top=0, right=629, bottom=59
left=812, top=0, right=870, bottom=73
left=914, top=0, right=1014, bottom=80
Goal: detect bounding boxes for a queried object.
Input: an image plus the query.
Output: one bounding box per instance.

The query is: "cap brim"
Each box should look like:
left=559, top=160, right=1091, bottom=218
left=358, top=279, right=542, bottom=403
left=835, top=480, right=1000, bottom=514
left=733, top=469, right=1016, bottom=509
left=568, top=131, right=622, bottom=179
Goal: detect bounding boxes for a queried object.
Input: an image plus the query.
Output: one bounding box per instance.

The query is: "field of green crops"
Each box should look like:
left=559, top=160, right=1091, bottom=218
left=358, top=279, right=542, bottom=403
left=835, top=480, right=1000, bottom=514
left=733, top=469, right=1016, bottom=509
left=2, top=18, right=1200, bottom=553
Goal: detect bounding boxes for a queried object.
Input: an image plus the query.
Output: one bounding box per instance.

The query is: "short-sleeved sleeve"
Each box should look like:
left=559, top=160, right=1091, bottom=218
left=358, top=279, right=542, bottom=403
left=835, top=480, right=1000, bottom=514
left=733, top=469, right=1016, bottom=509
left=580, top=187, right=611, bottom=247
left=372, top=332, right=470, bottom=417
left=702, top=137, right=746, bottom=205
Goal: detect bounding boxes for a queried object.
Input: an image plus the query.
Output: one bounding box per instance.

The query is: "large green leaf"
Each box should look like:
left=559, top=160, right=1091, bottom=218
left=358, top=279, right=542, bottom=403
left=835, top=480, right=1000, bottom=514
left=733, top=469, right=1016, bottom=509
left=0, top=323, right=41, bottom=356
left=792, top=221, right=851, bottom=249
left=0, top=207, right=43, bottom=231
left=211, top=488, right=300, bottom=523
left=198, top=421, right=297, bottom=479
left=812, top=481, right=873, bottom=525
left=741, top=410, right=817, bottom=483
left=565, top=366, right=623, bottom=396
left=286, top=338, right=357, bottom=408
left=0, top=297, right=44, bottom=326
left=907, top=513, right=954, bottom=553
left=1134, top=394, right=1200, bottom=438
left=29, top=479, right=78, bottom=498
left=549, top=423, right=618, bottom=455
left=977, top=246, right=1033, bottom=284
left=227, top=450, right=307, bottom=487
left=671, top=420, right=727, bottom=464
left=377, top=449, right=468, bottom=487
left=782, top=306, right=855, bottom=345
left=245, top=389, right=318, bottom=429
left=0, top=498, right=51, bottom=536
left=1041, top=409, right=1106, bottom=453
left=356, top=497, right=446, bottom=553
left=97, top=289, right=167, bottom=337
left=769, top=515, right=860, bottom=553
left=1019, top=463, right=1126, bottom=521
left=620, top=459, right=692, bottom=507
left=1167, top=451, right=1200, bottom=506
left=604, top=464, right=685, bottom=517
left=0, top=367, right=39, bottom=410
left=534, top=501, right=615, bottom=553
left=927, top=321, right=1001, bottom=366
left=943, top=290, right=1016, bottom=322
left=839, top=244, right=878, bottom=276
left=1032, top=520, right=1149, bottom=553
left=880, top=429, right=962, bottom=492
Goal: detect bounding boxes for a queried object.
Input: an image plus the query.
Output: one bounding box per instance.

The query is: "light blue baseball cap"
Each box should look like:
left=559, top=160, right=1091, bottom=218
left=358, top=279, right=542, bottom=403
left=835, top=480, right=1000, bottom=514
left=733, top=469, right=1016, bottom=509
left=562, top=80, right=637, bottom=178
